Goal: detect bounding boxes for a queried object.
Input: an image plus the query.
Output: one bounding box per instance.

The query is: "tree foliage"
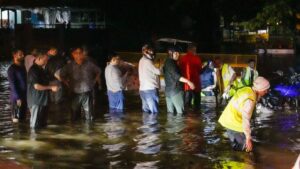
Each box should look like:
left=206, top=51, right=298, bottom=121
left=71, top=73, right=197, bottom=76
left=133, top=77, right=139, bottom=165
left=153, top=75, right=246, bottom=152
left=244, top=0, right=295, bottom=35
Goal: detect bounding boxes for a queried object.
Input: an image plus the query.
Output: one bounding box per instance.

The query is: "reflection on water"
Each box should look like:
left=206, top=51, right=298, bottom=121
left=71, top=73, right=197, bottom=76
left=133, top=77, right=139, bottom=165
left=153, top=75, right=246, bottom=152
left=0, top=62, right=299, bottom=169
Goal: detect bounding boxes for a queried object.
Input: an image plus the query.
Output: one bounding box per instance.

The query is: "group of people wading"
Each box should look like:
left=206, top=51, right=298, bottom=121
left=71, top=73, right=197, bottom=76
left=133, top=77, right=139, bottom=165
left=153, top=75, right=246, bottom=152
left=7, top=43, right=269, bottom=153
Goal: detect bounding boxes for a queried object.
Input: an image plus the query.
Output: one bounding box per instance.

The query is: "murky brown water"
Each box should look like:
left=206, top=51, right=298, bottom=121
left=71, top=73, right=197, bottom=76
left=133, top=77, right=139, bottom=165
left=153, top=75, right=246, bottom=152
left=0, top=62, right=299, bottom=169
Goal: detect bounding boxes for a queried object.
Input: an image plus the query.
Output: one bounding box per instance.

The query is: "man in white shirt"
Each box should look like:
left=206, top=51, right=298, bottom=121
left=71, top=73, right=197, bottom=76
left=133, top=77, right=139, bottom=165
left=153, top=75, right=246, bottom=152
left=138, top=44, right=161, bottom=114
left=105, top=53, right=127, bottom=112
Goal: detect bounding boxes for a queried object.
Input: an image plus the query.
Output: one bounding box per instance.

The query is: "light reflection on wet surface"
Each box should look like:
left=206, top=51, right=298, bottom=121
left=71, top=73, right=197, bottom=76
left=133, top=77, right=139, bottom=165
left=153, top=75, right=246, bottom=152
left=0, top=62, right=299, bottom=169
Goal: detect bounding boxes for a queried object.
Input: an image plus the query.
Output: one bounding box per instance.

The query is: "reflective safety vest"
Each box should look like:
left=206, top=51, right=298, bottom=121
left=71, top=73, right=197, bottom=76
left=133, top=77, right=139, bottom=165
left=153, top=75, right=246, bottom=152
left=241, top=67, right=258, bottom=87
left=218, top=87, right=256, bottom=132
left=221, top=64, right=234, bottom=91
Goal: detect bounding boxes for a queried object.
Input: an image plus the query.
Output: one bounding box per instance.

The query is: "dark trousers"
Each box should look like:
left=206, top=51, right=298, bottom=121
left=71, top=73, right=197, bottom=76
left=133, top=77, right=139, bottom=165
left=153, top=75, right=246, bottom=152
left=49, top=80, right=65, bottom=104
left=227, top=129, right=246, bottom=151
left=29, top=105, right=47, bottom=129
left=184, top=90, right=201, bottom=110
left=71, top=91, right=94, bottom=121
left=11, top=99, right=27, bottom=121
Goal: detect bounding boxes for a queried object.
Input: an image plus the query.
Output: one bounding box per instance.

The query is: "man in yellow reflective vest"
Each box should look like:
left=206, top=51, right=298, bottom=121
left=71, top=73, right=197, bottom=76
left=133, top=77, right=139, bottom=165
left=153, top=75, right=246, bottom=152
left=240, top=59, right=259, bottom=87
left=218, top=76, right=270, bottom=152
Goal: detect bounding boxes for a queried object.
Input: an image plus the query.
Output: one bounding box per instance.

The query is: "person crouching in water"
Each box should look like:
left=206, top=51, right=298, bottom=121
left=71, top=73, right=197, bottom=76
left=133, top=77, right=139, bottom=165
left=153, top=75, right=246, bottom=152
left=105, top=53, right=128, bottom=113
left=163, top=47, right=195, bottom=115
left=218, top=76, right=270, bottom=152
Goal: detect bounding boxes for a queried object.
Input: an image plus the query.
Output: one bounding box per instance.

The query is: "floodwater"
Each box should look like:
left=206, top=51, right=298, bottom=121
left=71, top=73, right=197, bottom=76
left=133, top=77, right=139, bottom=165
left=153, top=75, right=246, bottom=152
left=0, top=61, right=299, bottom=169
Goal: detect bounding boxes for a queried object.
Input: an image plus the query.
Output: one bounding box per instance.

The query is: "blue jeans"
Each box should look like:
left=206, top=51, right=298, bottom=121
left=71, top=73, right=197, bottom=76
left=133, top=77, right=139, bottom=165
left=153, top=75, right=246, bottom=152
left=139, top=89, right=159, bottom=114
left=107, top=90, right=124, bottom=112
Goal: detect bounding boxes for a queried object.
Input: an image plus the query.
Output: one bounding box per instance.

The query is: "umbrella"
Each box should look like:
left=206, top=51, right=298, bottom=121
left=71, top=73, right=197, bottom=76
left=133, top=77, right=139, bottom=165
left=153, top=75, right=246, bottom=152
left=156, top=38, right=193, bottom=45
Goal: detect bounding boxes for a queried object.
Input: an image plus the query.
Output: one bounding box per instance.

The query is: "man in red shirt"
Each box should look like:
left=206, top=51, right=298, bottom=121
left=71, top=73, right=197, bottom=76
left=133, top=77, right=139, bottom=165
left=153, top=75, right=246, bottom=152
left=180, top=44, right=202, bottom=111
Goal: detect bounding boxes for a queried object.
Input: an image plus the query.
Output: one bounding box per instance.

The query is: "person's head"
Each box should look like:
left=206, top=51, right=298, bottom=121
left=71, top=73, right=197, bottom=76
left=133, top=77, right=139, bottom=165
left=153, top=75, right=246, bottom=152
left=12, top=49, right=24, bottom=64
left=142, top=44, right=154, bottom=59
left=30, top=48, right=38, bottom=57
left=248, top=59, right=255, bottom=69
left=169, top=47, right=181, bottom=61
left=252, top=76, right=270, bottom=98
left=187, top=43, right=197, bottom=55
left=71, top=46, right=86, bottom=65
left=167, top=46, right=175, bottom=57
left=108, top=52, right=121, bottom=65
left=214, top=57, right=223, bottom=68
left=47, top=47, right=58, bottom=57
left=35, top=50, right=48, bottom=66
left=207, top=60, right=214, bottom=69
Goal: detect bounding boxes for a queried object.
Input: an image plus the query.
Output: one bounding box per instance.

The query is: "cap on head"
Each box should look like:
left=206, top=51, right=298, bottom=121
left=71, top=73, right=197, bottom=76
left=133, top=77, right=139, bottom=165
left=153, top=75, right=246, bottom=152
left=253, top=76, right=270, bottom=92
left=142, top=44, right=153, bottom=52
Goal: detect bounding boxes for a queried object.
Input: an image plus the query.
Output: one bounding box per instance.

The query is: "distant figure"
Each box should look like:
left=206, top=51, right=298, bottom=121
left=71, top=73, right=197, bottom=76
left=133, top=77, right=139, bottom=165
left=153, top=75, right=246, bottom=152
left=163, top=47, right=195, bottom=114
left=55, top=46, right=101, bottom=121
left=45, top=47, right=67, bottom=103
left=24, top=48, right=38, bottom=72
left=218, top=77, right=270, bottom=152
left=240, top=59, right=259, bottom=87
left=200, top=60, right=217, bottom=96
left=139, top=44, right=161, bottom=114
left=105, top=53, right=128, bottom=112
left=179, top=43, right=202, bottom=110
left=7, top=49, right=27, bottom=123
left=27, top=51, right=59, bottom=129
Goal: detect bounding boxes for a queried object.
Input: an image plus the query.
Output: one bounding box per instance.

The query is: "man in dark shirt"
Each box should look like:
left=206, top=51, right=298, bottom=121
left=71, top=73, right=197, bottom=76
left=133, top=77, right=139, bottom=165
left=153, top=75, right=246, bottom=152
left=45, top=47, right=67, bottom=103
left=55, top=46, right=101, bottom=121
left=27, top=51, right=58, bottom=129
left=7, top=49, right=27, bottom=123
left=163, top=47, right=195, bottom=114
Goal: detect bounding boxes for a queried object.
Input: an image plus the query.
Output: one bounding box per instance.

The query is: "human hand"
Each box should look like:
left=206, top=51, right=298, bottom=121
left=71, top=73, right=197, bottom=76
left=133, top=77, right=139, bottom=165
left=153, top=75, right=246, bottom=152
left=188, top=81, right=195, bottom=90
left=16, top=99, right=22, bottom=107
left=51, top=85, right=59, bottom=92
left=245, top=138, right=253, bottom=152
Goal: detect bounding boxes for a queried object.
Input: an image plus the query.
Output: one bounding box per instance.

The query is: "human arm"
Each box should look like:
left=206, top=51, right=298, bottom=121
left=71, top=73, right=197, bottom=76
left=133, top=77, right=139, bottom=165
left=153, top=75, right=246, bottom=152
left=34, top=84, right=58, bottom=92
left=147, top=60, right=161, bottom=75
left=241, top=99, right=255, bottom=152
left=179, top=77, right=195, bottom=90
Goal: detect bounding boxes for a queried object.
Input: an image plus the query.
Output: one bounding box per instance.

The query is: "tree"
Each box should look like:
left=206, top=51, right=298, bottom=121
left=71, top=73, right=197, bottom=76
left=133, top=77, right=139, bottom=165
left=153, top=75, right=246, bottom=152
left=244, top=0, right=295, bottom=35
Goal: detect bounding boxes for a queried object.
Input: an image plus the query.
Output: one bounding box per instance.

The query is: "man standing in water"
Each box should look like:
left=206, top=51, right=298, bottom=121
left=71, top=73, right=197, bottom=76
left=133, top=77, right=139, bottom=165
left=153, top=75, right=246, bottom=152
left=55, top=46, right=101, bottom=121
left=179, top=43, right=202, bottom=111
left=218, top=76, right=270, bottom=152
left=105, top=53, right=127, bottom=112
left=46, top=47, right=67, bottom=104
left=139, top=44, right=161, bottom=114
left=7, top=49, right=27, bottom=123
left=27, top=51, right=59, bottom=129
left=163, top=47, right=195, bottom=114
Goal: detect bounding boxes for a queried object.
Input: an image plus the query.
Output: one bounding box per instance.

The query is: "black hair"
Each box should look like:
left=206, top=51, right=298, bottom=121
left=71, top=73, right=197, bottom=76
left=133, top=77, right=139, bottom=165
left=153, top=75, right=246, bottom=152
left=107, top=52, right=119, bottom=61
left=248, top=59, right=255, bottom=63
left=187, top=43, right=197, bottom=50
left=70, top=46, right=83, bottom=53
left=35, top=49, right=48, bottom=59
left=11, top=48, right=22, bottom=56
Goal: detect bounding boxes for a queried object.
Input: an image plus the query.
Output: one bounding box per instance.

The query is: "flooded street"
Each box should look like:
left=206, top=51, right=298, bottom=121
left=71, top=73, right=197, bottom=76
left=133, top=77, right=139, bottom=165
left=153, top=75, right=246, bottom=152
left=0, top=61, right=299, bottom=169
